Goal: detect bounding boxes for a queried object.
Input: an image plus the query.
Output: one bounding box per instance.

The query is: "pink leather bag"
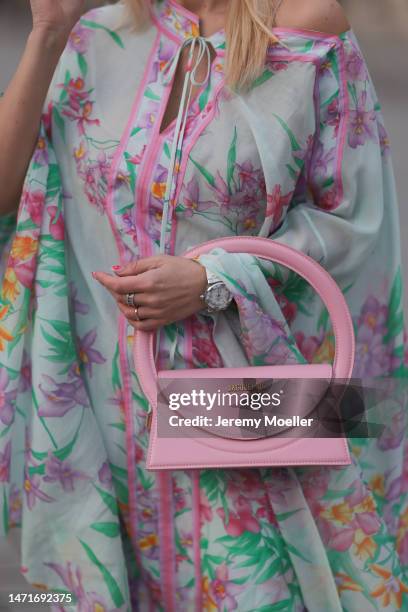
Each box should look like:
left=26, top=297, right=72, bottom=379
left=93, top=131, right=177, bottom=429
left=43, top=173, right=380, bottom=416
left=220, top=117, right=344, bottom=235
left=134, top=236, right=355, bottom=470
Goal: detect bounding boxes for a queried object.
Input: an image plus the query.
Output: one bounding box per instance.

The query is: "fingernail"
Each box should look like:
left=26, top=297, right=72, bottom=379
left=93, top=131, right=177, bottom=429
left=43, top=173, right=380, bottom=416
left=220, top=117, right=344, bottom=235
left=91, top=272, right=97, bottom=278
left=112, top=265, right=121, bottom=271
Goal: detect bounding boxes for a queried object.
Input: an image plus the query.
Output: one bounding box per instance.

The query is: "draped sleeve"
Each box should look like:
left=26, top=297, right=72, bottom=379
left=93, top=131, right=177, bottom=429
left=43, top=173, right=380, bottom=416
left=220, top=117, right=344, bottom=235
left=196, top=30, right=406, bottom=378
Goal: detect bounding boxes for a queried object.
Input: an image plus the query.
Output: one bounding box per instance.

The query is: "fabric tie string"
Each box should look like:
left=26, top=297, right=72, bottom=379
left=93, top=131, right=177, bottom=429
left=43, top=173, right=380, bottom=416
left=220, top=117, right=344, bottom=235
left=155, top=35, right=213, bottom=364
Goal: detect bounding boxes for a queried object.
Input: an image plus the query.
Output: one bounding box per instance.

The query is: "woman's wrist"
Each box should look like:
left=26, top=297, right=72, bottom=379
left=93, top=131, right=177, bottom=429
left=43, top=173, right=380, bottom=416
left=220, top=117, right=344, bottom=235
left=28, top=25, right=70, bottom=56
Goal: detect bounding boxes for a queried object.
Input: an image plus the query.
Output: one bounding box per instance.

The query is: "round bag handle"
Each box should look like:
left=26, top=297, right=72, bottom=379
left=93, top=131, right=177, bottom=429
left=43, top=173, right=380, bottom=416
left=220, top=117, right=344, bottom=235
left=134, top=236, right=355, bottom=406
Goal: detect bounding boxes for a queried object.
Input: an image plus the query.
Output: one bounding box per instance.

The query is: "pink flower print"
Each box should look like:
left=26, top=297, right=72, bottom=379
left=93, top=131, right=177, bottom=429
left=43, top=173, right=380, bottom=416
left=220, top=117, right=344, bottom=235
left=200, top=490, right=213, bottom=525
left=173, top=483, right=187, bottom=512
left=0, top=441, right=11, bottom=482
left=38, top=374, right=88, bottom=417
left=98, top=461, right=112, bottom=487
left=76, top=328, right=106, bottom=377
left=44, top=454, right=88, bottom=492
left=18, top=350, right=32, bottom=393
left=266, top=184, right=293, bottom=229
left=128, top=144, right=147, bottom=165
left=23, top=470, right=55, bottom=510
left=68, top=24, right=92, bottom=54
left=192, top=336, right=223, bottom=368
left=45, top=562, right=121, bottom=612
left=208, top=563, right=245, bottom=610
left=209, top=172, right=245, bottom=215
left=378, top=121, right=390, bottom=157
left=217, top=495, right=260, bottom=537
left=62, top=100, right=100, bottom=136
left=236, top=161, right=264, bottom=194
left=47, top=206, right=65, bottom=240
left=348, top=90, right=377, bottom=148
left=150, top=39, right=175, bottom=83
left=22, top=189, right=45, bottom=226
left=327, top=97, right=341, bottom=137
left=0, top=369, right=17, bottom=426
left=182, top=177, right=215, bottom=217
left=318, top=187, right=338, bottom=211
left=345, top=48, right=367, bottom=82
left=294, top=330, right=325, bottom=362
left=59, top=77, right=89, bottom=113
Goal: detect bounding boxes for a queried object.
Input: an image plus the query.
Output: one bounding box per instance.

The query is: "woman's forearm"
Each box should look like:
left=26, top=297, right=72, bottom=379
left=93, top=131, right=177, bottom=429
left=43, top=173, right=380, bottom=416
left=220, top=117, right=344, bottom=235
left=0, top=28, right=66, bottom=216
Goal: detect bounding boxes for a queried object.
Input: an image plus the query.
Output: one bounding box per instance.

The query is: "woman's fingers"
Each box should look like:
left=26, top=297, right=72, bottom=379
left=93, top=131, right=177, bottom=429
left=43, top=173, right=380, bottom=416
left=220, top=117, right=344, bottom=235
left=92, top=270, right=158, bottom=295
left=116, top=300, right=160, bottom=322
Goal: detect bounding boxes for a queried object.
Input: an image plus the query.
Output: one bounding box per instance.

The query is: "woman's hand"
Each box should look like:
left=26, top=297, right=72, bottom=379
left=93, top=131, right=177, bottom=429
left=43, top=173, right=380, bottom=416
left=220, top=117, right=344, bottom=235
left=30, top=0, right=85, bottom=41
left=93, top=255, right=208, bottom=331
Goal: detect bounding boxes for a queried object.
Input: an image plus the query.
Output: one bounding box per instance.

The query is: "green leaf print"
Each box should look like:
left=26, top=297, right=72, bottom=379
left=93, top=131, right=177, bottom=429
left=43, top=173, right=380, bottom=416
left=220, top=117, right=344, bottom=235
left=385, top=267, right=404, bottom=343
left=144, top=87, right=161, bottom=101
left=52, top=106, right=66, bottom=143
left=189, top=155, right=216, bottom=188
left=77, top=53, right=88, bottom=77
left=80, top=19, right=125, bottom=49
left=2, top=489, right=9, bottom=535
left=90, top=522, right=120, bottom=538
left=112, top=343, right=121, bottom=390
left=79, top=539, right=125, bottom=607
left=272, top=113, right=301, bottom=152
left=40, top=323, right=76, bottom=368
left=251, top=69, right=274, bottom=89
left=94, top=484, right=119, bottom=516
left=253, top=601, right=293, bottom=612
left=227, top=127, right=237, bottom=194
left=198, top=80, right=211, bottom=111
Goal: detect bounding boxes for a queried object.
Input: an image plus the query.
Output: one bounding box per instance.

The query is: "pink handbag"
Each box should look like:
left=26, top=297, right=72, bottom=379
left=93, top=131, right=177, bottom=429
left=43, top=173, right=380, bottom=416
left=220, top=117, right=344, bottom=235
left=133, top=236, right=355, bottom=470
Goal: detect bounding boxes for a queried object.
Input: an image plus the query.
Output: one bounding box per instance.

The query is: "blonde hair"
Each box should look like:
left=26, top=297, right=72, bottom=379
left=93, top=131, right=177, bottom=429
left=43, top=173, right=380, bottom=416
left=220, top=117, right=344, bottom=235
left=124, top=0, right=283, bottom=91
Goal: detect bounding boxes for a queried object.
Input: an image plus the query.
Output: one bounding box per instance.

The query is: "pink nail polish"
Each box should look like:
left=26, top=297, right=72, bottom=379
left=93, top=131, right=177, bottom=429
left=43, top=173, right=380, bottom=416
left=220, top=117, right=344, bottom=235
left=91, top=272, right=97, bottom=278
left=112, top=265, right=121, bottom=271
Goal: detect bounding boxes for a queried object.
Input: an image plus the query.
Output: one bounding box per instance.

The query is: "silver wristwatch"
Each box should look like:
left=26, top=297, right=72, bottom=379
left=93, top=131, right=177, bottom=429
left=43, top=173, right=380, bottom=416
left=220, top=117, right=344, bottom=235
left=200, top=268, right=233, bottom=313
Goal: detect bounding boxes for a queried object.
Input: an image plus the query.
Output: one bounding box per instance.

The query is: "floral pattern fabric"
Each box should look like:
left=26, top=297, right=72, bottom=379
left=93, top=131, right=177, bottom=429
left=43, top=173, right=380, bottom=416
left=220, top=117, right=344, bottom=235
left=0, top=1, right=408, bottom=610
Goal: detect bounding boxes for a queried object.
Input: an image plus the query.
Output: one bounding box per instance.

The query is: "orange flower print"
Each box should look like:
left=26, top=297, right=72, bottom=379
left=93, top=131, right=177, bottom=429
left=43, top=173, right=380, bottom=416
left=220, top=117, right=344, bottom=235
left=2, top=267, right=20, bottom=302
left=202, top=576, right=218, bottom=612
left=353, top=529, right=377, bottom=561
left=370, top=565, right=408, bottom=608
left=10, top=236, right=38, bottom=262
left=369, top=474, right=385, bottom=497
left=335, top=572, right=363, bottom=594
left=321, top=502, right=353, bottom=524
left=0, top=305, right=14, bottom=351
left=312, top=331, right=335, bottom=364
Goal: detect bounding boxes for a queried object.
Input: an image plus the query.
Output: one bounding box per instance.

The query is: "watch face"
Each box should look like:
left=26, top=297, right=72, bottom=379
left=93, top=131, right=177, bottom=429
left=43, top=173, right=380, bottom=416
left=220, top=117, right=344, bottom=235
left=206, top=283, right=232, bottom=311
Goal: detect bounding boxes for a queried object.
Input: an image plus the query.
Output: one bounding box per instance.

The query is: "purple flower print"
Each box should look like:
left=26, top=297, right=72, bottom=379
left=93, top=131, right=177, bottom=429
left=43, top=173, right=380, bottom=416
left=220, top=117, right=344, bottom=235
left=0, top=369, right=17, bottom=426
left=139, top=100, right=160, bottom=130
left=150, top=39, right=175, bottom=84
left=348, top=90, right=377, bottom=148
left=18, top=350, right=32, bottom=393
left=207, top=563, right=245, bottom=610
left=345, top=48, right=367, bottom=81
left=44, top=453, right=88, bottom=492
left=23, top=471, right=55, bottom=510
left=38, top=374, right=88, bottom=417
left=77, top=329, right=106, bottom=377
left=69, top=282, right=90, bottom=315
left=0, top=441, right=11, bottom=482
left=45, top=562, right=123, bottom=612
left=354, top=295, right=400, bottom=377
left=9, top=485, right=22, bottom=526
left=311, top=140, right=336, bottom=177
left=68, top=24, right=92, bottom=55
left=33, top=137, right=49, bottom=166
left=182, top=177, right=215, bottom=217
left=377, top=409, right=405, bottom=451
left=98, top=461, right=112, bottom=487
left=236, top=161, right=265, bottom=194
left=209, top=172, right=246, bottom=215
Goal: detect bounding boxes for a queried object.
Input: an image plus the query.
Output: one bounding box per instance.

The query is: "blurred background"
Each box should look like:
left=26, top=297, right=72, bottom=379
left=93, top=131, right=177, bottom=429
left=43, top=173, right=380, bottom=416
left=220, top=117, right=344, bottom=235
left=0, top=0, right=408, bottom=608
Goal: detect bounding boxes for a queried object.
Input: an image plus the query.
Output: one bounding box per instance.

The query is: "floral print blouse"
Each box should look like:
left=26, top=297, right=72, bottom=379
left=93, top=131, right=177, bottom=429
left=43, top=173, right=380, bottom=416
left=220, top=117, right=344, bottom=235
left=0, top=0, right=408, bottom=610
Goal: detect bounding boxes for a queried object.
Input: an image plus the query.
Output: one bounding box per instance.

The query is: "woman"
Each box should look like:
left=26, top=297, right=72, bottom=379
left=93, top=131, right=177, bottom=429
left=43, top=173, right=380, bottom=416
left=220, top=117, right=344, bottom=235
left=0, top=0, right=407, bottom=610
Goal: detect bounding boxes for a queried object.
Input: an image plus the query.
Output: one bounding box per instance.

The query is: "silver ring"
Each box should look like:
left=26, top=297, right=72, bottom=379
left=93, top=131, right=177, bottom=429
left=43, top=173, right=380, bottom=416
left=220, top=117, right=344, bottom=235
left=126, top=293, right=135, bottom=307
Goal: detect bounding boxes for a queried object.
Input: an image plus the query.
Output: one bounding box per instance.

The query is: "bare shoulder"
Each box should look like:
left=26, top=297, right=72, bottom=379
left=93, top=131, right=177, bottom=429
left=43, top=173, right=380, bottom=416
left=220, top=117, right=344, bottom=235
left=275, top=0, right=351, bottom=35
